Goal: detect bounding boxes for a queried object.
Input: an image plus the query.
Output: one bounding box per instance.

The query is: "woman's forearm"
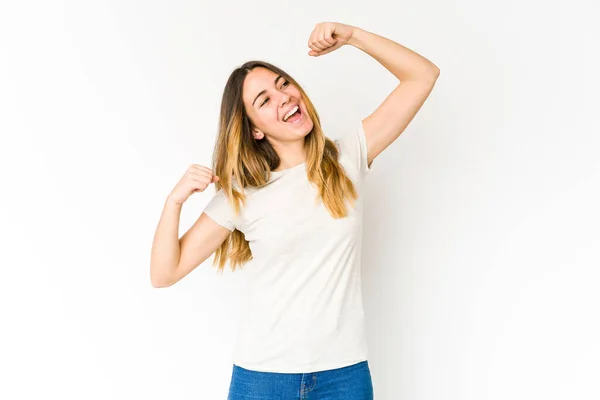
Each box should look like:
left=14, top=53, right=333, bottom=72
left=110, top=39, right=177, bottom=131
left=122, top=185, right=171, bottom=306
left=348, top=27, right=440, bottom=81
left=150, top=198, right=183, bottom=287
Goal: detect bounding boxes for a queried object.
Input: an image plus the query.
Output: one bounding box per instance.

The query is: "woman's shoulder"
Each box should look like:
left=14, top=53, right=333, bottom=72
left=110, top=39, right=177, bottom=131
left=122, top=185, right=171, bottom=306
left=332, top=120, right=372, bottom=179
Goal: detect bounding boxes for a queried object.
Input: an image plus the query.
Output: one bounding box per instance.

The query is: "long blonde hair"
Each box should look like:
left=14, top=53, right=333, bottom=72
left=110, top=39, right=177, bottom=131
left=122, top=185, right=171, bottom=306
left=211, top=60, right=358, bottom=272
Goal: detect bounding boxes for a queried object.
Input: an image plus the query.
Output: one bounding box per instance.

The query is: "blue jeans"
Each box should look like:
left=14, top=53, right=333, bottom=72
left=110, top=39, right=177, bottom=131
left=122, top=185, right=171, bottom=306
left=227, top=360, right=374, bottom=400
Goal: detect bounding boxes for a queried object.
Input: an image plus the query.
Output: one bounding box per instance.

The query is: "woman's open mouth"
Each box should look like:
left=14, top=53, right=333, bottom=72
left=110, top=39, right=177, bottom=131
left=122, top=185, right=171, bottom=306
left=283, top=105, right=303, bottom=123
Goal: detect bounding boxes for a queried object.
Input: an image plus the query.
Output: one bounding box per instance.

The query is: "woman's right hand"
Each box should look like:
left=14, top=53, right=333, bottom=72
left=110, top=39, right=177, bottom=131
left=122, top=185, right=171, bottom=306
left=167, top=164, right=220, bottom=205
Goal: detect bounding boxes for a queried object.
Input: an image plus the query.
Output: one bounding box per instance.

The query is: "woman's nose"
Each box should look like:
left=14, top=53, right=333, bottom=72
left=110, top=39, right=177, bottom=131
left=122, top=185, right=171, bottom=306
left=279, top=93, right=291, bottom=107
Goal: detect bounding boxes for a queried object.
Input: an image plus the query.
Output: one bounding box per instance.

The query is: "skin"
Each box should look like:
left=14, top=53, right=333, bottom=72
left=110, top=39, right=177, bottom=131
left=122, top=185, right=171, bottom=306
left=242, top=67, right=314, bottom=171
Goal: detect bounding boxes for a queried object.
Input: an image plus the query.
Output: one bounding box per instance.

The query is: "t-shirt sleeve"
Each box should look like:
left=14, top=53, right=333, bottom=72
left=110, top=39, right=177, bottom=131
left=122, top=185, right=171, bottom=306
left=336, top=120, right=373, bottom=181
left=203, top=188, right=236, bottom=231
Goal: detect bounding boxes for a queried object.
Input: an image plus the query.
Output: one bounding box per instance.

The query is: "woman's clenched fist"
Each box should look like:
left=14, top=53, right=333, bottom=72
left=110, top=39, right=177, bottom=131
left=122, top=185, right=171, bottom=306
left=168, top=164, right=219, bottom=205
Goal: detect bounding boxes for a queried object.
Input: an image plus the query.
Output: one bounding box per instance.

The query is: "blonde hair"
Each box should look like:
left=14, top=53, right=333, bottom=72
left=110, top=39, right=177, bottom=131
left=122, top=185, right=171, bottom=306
left=211, top=60, right=358, bottom=272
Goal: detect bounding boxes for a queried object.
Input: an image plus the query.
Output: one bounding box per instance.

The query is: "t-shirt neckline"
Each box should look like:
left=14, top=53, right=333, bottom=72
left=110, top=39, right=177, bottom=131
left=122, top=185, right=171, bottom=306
left=270, top=162, right=306, bottom=177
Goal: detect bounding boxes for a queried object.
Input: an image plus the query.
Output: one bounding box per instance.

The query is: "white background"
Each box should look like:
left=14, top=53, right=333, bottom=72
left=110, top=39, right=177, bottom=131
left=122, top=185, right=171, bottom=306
left=1, top=0, right=599, bottom=399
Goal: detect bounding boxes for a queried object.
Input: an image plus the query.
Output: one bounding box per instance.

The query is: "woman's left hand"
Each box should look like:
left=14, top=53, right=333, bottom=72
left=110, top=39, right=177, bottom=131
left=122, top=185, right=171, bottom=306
left=307, top=22, right=356, bottom=57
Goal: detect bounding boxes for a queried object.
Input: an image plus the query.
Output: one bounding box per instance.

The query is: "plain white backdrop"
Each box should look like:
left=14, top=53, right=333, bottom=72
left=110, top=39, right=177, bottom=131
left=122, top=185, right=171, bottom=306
left=1, top=0, right=599, bottom=399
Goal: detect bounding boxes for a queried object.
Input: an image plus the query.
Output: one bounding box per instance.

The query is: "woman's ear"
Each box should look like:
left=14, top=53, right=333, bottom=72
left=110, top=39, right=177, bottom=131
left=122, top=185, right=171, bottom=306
left=253, top=128, right=264, bottom=140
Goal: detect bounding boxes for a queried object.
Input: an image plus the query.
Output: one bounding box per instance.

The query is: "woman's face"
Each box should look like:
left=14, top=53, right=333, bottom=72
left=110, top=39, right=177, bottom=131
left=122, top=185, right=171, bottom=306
left=242, top=67, right=314, bottom=143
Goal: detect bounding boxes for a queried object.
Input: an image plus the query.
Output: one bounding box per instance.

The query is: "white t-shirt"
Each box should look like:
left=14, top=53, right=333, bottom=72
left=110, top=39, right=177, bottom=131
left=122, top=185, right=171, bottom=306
left=203, top=120, right=373, bottom=373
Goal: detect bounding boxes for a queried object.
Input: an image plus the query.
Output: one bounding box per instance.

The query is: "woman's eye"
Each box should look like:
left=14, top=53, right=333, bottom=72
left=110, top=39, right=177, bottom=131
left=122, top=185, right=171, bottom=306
left=260, top=81, right=288, bottom=107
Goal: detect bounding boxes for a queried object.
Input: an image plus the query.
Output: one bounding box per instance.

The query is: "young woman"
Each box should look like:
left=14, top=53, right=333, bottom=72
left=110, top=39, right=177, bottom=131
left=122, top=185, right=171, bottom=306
left=150, top=21, right=439, bottom=400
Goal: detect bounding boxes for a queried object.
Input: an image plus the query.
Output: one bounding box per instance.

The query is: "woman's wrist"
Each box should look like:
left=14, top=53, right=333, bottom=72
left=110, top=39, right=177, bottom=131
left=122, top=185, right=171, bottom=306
left=347, top=26, right=366, bottom=48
